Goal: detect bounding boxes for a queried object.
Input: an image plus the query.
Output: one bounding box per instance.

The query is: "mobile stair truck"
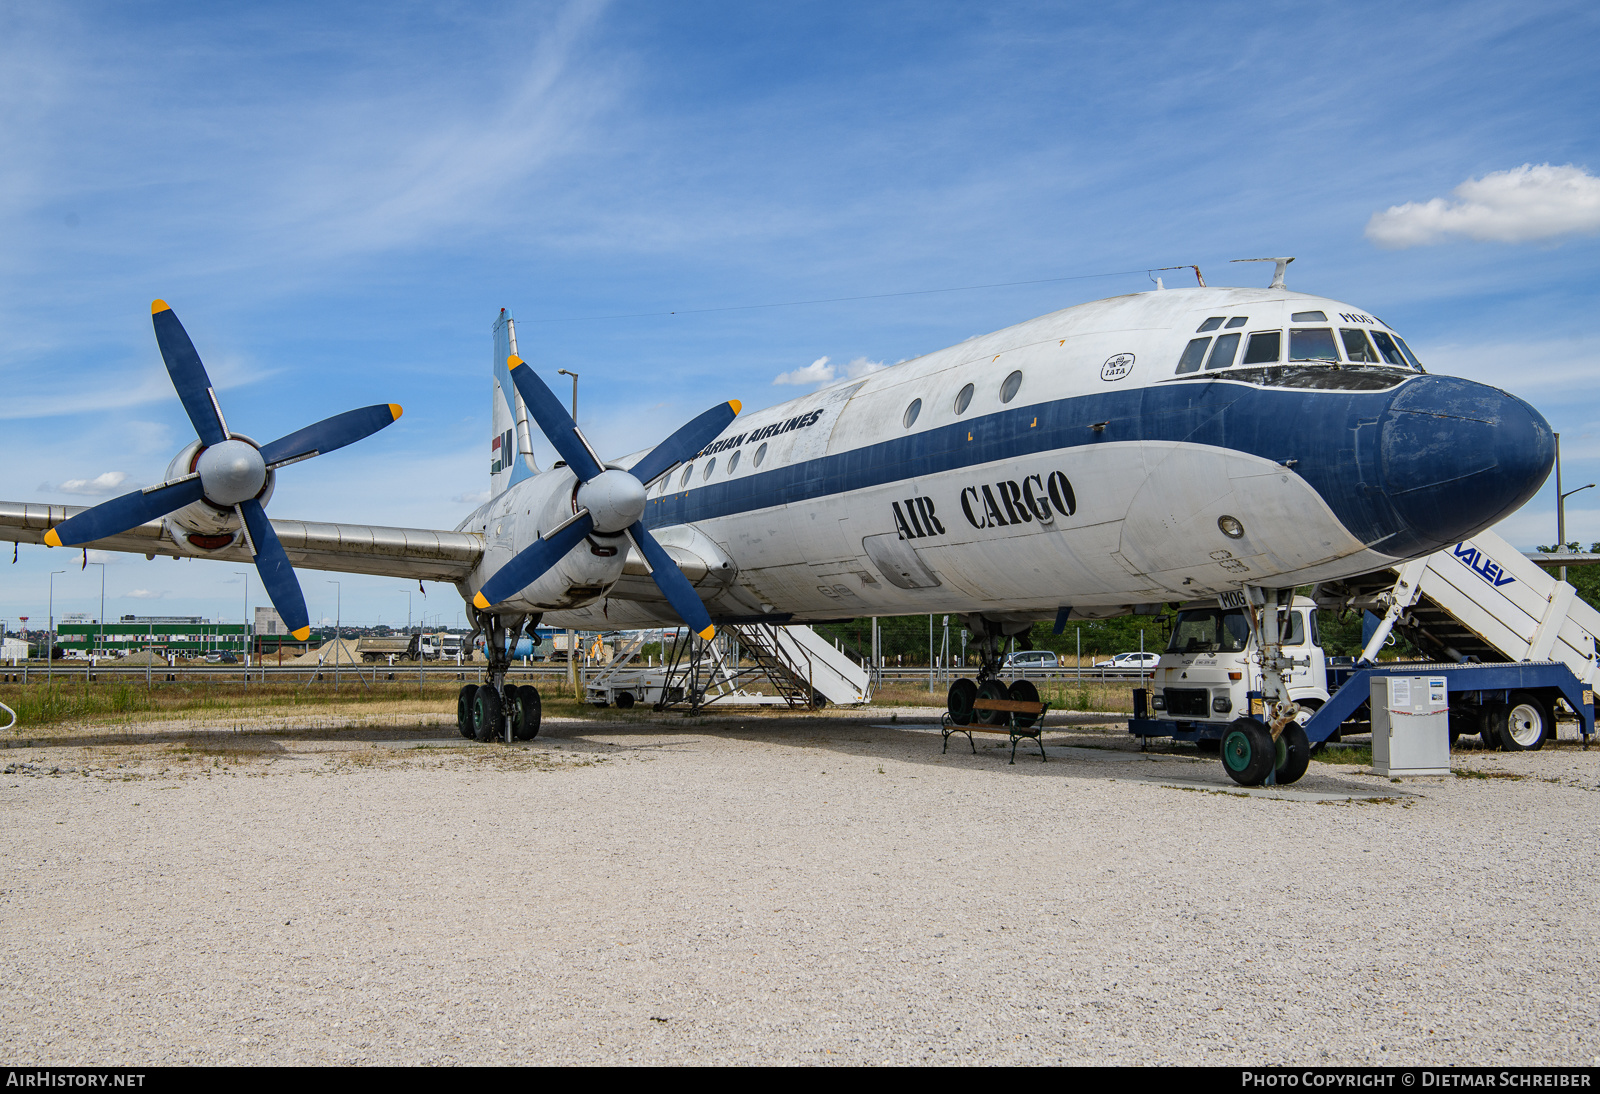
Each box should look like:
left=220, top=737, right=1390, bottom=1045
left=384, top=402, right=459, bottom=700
left=1128, top=527, right=1596, bottom=786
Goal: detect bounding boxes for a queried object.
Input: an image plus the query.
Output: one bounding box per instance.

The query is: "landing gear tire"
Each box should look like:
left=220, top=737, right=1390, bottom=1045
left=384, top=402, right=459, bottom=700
left=1274, top=722, right=1311, bottom=785
left=1007, top=679, right=1042, bottom=728
left=1500, top=692, right=1551, bottom=751
left=947, top=679, right=977, bottom=726
left=1221, top=717, right=1275, bottom=786
left=975, top=679, right=1009, bottom=726
left=508, top=685, right=541, bottom=740
left=472, top=685, right=502, bottom=743
left=457, top=685, right=478, bottom=740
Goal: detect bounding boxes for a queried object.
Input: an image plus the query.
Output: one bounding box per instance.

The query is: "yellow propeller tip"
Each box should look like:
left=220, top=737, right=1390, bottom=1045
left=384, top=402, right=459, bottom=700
left=472, top=592, right=490, bottom=610
left=291, top=626, right=311, bottom=642
left=507, top=354, right=524, bottom=369
left=151, top=299, right=170, bottom=314
left=698, top=624, right=716, bottom=641
left=389, top=403, right=403, bottom=420
left=43, top=528, right=62, bottom=548
left=729, top=399, right=741, bottom=414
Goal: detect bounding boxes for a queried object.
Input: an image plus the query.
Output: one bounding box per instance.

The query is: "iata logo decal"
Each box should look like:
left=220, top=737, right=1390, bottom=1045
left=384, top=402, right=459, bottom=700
left=960, top=472, right=1076, bottom=529
left=1100, top=353, right=1135, bottom=382
left=1453, top=542, right=1516, bottom=588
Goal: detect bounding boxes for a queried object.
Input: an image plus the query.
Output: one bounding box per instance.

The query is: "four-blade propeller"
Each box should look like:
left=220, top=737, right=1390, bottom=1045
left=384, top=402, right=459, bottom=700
left=43, top=300, right=403, bottom=642
left=472, top=355, right=738, bottom=641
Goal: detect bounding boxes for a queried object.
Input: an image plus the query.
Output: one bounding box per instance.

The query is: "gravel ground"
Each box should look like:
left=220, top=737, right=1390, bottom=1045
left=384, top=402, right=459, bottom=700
left=2, top=708, right=1597, bottom=1066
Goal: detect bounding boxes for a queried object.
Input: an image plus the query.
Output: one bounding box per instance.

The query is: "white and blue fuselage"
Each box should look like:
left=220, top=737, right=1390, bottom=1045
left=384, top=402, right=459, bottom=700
left=459, top=285, right=1553, bottom=631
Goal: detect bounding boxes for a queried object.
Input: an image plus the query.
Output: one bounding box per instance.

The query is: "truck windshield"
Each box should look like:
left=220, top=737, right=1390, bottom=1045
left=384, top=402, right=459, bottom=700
left=1167, top=608, right=1251, bottom=654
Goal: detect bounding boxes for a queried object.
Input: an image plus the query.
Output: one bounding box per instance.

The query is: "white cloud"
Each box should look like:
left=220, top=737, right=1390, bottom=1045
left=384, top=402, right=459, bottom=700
left=1366, top=164, right=1600, bottom=248
left=773, top=356, right=836, bottom=386
left=842, top=356, right=887, bottom=380
left=125, top=589, right=166, bottom=599
left=55, top=471, right=130, bottom=496
left=453, top=489, right=491, bottom=506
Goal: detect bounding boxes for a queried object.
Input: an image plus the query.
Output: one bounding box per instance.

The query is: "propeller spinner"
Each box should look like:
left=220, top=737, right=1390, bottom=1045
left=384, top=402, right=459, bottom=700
left=42, top=300, right=403, bottom=642
left=471, top=355, right=739, bottom=641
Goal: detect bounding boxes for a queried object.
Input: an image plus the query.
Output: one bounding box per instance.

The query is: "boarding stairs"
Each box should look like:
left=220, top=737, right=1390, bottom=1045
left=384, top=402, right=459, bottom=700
left=727, top=623, right=873, bottom=708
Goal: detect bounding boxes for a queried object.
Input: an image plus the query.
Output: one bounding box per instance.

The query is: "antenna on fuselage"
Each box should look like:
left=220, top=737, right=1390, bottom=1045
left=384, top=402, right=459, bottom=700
left=1231, top=256, right=1294, bottom=289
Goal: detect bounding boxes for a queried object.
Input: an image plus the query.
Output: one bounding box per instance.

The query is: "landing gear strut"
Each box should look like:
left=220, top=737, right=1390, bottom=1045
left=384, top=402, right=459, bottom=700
left=455, top=609, right=543, bottom=742
left=1220, top=586, right=1311, bottom=787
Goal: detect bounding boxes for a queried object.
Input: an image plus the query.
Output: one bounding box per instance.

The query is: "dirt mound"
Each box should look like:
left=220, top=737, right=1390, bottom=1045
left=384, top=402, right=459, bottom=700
left=282, top=638, right=364, bottom=667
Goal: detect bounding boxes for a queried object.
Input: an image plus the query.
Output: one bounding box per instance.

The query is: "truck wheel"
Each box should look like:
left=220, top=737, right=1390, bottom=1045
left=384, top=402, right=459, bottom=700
left=1222, top=718, right=1274, bottom=786
left=1500, top=692, right=1550, bottom=751
left=975, top=679, right=1009, bottom=726
left=457, top=685, right=478, bottom=740
left=616, top=691, right=635, bottom=709
left=946, top=679, right=977, bottom=726
left=1478, top=703, right=1506, bottom=751
left=1275, top=723, right=1311, bottom=785
left=472, top=686, right=502, bottom=742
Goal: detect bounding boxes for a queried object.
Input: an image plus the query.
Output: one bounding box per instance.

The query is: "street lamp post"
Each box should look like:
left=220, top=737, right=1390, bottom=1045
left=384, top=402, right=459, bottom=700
left=47, top=570, right=65, bottom=683
left=326, top=580, right=340, bottom=690
left=1555, top=433, right=1596, bottom=583
left=234, top=572, right=249, bottom=688
left=86, top=561, right=104, bottom=663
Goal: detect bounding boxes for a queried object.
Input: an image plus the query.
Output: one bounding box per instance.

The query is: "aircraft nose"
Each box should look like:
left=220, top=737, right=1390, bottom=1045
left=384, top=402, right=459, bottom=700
left=1374, top=375, right=1553, bottom=554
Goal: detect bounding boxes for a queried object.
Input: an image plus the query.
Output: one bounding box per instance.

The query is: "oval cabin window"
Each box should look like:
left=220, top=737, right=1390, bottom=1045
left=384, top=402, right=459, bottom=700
left=753, top=442, right=768, bottom=467
left=954, top=383, right=974, bottom=414
left=1000, top=371, right=1023, bottom=403
left=903, top=399, right=922, bottom=428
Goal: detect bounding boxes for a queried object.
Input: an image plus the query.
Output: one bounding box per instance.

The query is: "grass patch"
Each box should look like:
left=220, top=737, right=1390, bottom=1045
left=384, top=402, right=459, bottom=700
left=1453, top=768, right=1526, bottom=780
left=1312, top=744, right=1373, bottom=766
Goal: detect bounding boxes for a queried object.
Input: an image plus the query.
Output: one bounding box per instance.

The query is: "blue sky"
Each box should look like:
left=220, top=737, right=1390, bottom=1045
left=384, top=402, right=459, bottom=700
left=3, top=0, right=1598, bottom=629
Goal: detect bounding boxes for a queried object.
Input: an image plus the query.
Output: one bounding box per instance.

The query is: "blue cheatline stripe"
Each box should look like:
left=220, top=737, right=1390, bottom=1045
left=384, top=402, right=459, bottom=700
left=640, top=374, right=1547, bottom=561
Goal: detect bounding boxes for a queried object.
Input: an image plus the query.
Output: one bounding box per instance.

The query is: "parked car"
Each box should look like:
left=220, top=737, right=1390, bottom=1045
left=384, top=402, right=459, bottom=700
left=1093, top=651, right=1159, bottom=670
left=203, top=651, right=240, bottom=664
left=1003, top=650, right=1059, bottom=670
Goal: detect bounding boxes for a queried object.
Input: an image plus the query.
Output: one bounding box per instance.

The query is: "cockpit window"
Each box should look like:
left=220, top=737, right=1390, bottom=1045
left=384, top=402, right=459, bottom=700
left=1341, top=328, right=1379, bottom=363
left=1196, top=317, right=1224, bottom=332
left=1224, top=316, right=1248, bottom=328
left=1395, top=337, right=1425, bottom=372
left=1368, top=330, right=1407, bottom=366
left=1289, top=327, right=1339, bottom=361
left=1291, top=310, right=1327, bottom=322
left=1240, top=331, right=1281, bottom=365
left=1176, top=337, right=1211, bottom=374
left=1205, top=332, right=1241, bottom=370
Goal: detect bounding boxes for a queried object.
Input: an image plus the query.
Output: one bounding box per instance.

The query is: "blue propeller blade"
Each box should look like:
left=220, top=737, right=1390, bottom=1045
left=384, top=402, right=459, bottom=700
left=627, top=400, right=742, bottom=488
left=504, top=357, right=604, bottom=482
left=260, top=403, right=404, bottom=469
left=472, top=511, right=596, bottom=610
left=151, top=301, right=228, bottom=447
left=43, top=478, right=207, bottom=548
left=628, top=521, right=716, bottom=640
left=238, top=499, right=311, bottom=640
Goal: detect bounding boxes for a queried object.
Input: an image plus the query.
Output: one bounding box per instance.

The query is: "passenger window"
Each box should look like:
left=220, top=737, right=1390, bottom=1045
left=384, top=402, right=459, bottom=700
left=954, top=383, right=974, bottom=414
left=680, top=464, right=694, bottom=488
left=659, top=476, right=671, bottom=496
left=1000, top=371, right=1023, bottom=403
left=903, top=399, right=922, bottom=428
left=727, top=450, right=740, bottom=474
left=1240, top=331, right=1281, bottom=365
left=1205, top=332, right=1241, bottom=369
left=1341, top=329, right=1378, bottom=363
left=1291, top=310, right=1327, bottom=322
left=1197, top=317, right=1224, bottom=332
left=1224, top=316, right=1248, bottom=328
left=1176, top=337, right=1211, bottom=374
left=1368, top=331, right=1406, bottom=366
left=704, top=457, right=717, bottom=480
left=754, top=442, right=768, bottom=467
left=1289, top=327, right=1339, bottom=361
left=1395, top=337, right=1425, bottom=372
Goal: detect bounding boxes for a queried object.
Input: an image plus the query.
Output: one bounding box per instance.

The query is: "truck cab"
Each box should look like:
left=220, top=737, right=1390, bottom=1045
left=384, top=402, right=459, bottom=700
left=1146, top=595, right=1329, bottom=740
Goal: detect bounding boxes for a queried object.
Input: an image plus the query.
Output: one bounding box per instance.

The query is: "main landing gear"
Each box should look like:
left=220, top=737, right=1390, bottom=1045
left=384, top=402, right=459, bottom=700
left=456, top=609, right=543, bottom=743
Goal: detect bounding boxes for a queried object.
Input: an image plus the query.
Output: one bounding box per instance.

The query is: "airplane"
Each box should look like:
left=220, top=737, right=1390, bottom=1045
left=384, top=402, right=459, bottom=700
left=0, top=258, right=1555, bottom=786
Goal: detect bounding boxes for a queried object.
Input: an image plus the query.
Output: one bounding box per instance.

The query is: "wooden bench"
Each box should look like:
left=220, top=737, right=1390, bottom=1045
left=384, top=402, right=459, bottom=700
left=942, top=698, right=1051, bottom=764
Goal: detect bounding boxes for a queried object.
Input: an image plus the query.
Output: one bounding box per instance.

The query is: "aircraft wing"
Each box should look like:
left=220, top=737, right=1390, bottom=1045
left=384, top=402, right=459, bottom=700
left=0, top=500, right=482, bottom=583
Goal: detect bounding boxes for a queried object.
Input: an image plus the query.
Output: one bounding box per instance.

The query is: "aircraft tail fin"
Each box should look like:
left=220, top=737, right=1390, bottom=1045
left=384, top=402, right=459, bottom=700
left=490, top=309, right=538, bottom=496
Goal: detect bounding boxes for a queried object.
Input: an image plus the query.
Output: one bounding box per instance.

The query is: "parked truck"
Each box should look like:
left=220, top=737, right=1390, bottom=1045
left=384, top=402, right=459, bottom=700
left=1131, top=527, right=1596, bottom=774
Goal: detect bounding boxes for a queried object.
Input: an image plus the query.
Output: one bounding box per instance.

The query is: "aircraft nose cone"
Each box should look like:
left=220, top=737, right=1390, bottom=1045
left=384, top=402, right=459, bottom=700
left=1375, top=375, right=1553, bottom=554
left=196, top=439, right=267, bottom=506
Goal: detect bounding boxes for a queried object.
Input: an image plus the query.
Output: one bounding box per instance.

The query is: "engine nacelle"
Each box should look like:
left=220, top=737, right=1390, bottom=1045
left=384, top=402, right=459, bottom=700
left=160, top=436, right=277, bottom=554
left=461, top=468, right=628, bottom=611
